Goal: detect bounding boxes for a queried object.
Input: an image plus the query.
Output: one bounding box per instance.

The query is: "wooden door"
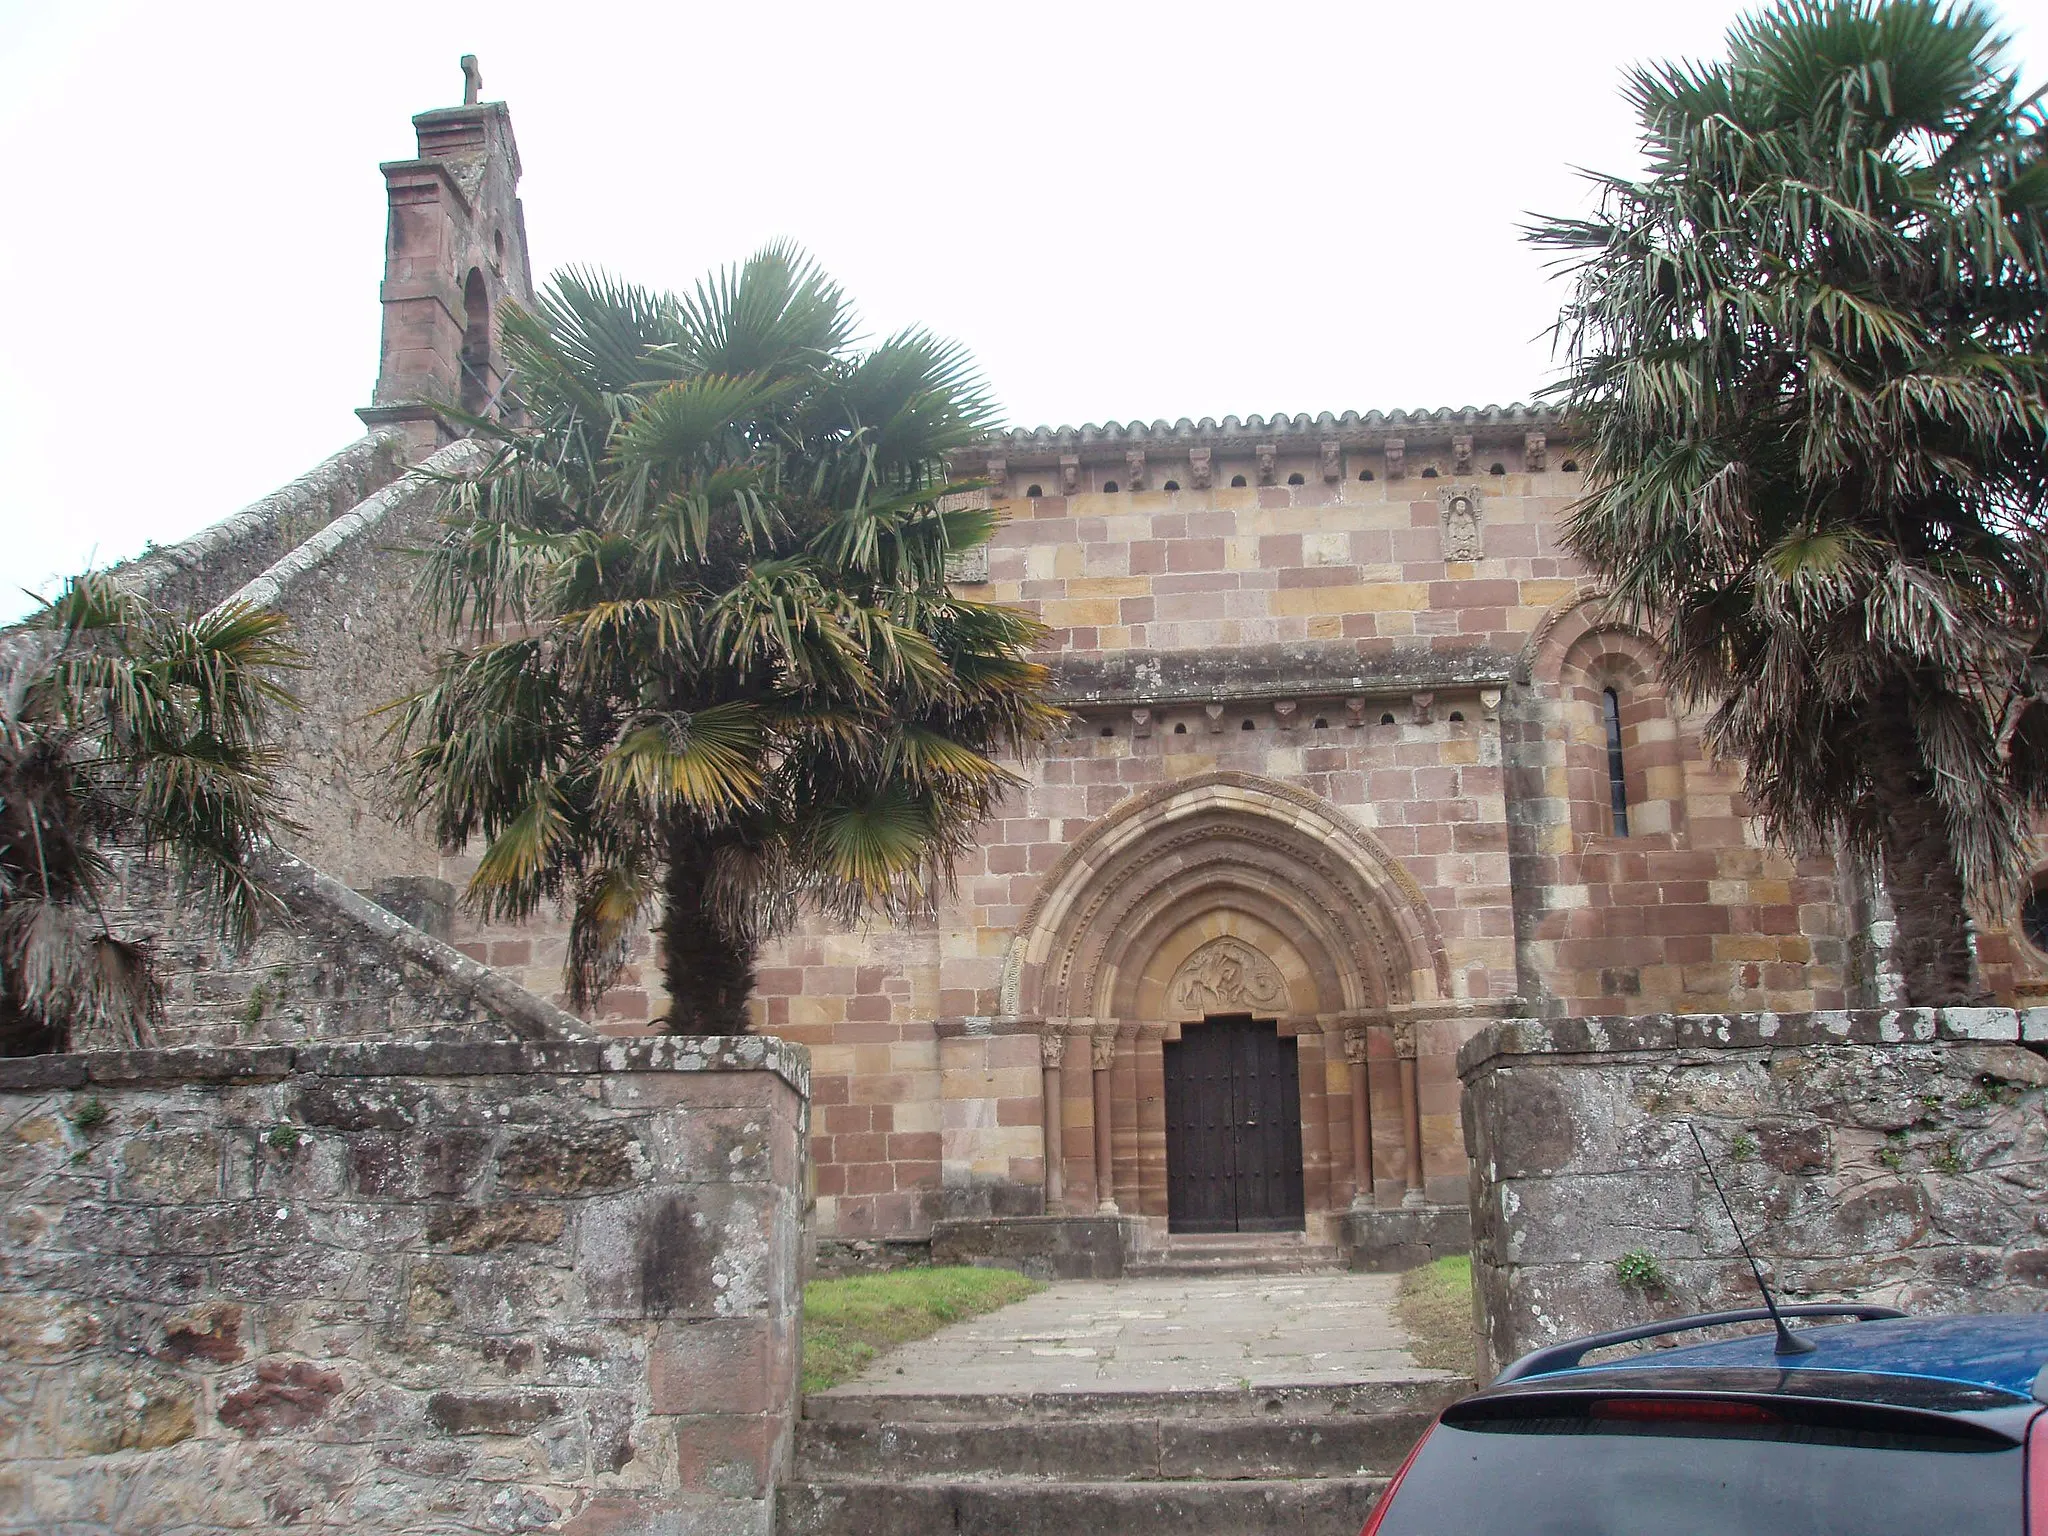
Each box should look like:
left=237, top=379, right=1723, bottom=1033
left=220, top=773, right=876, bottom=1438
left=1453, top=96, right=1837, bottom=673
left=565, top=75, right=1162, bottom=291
left=1163, top=1015, right=1306, bottom=1233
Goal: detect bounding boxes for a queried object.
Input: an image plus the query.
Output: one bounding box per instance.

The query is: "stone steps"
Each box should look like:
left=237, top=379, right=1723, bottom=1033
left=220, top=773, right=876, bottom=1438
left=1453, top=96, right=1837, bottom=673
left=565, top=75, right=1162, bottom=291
left=780, top=1379, right=1458, bottom=1536
left=1126, top=1232, right=1345, bottom=1277
left=777, top=1475, right=1388, bottom=1536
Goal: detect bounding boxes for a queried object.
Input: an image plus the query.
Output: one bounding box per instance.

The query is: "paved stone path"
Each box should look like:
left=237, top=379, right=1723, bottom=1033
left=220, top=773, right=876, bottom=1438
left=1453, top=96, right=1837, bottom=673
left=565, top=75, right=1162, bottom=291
left=833, top=1272, right=1436, bottom=1396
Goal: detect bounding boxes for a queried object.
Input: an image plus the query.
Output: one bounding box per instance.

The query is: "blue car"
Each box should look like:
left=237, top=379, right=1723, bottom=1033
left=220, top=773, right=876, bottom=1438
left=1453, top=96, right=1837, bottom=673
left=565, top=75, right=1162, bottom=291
left=1361, top=1305, right=2048, bottom=1534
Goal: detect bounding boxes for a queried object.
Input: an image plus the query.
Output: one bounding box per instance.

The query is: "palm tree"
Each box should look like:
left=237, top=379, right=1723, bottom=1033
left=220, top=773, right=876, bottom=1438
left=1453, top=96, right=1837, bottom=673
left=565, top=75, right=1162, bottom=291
left=1529, top=0, right=2048, bottom=1005
left=398, top=245, right=1062, bottom=1034
left=0, top=577, right=297, bottom=1053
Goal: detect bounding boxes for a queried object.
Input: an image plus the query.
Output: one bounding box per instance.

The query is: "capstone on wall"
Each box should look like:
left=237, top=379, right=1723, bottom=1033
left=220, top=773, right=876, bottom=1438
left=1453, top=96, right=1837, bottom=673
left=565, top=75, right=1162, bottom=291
left=1461, top=1009, right=2048, bottom=1379
left=0, top=1037, right=807, bottom=1536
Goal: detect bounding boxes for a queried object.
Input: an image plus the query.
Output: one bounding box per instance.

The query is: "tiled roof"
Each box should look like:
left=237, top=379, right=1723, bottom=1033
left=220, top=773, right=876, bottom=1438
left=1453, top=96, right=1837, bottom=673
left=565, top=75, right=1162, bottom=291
left=982, top=404, right=1559, bottom=449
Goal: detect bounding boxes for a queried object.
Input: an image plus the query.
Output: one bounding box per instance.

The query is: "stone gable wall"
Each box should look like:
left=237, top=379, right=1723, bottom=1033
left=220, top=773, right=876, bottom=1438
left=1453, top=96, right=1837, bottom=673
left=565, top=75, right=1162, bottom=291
left=1461, top=1010, right=2048, bottom=1379
left=0, top=1037, right=807, bottom=1536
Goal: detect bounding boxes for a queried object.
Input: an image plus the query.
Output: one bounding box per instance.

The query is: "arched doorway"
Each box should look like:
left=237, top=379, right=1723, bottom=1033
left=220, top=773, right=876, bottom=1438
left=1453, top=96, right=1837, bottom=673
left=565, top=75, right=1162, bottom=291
left=1006, top=772, right=1452, bottom=1235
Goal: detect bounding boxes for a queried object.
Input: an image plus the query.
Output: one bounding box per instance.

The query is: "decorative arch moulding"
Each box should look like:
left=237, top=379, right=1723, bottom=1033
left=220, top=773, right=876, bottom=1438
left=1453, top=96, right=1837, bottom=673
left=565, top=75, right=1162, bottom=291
left=1003, top=770, right=1456, bottom=1019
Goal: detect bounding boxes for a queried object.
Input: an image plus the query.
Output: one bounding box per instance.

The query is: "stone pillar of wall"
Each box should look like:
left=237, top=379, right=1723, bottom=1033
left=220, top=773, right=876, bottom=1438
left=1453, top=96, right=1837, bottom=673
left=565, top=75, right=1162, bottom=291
left=0, top=1036, right=807, bottom=1535
left=1461, top=1008, right=2048, bottom=1380
left=935, top=1020, right=1045, bottom=1220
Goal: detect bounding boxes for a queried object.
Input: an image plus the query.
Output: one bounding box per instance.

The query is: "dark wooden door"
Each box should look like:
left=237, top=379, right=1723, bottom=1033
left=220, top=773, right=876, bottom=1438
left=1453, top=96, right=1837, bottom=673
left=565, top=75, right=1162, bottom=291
left=1162, top=1015, right=1306, bottom=1233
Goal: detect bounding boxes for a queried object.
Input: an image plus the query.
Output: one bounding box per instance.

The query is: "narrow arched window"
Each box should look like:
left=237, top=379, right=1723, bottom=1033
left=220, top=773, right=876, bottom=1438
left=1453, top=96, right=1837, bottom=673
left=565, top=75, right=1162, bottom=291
left=1602, top=687, right=1629, bottom=836
left=459, top=268, right=492, bottom=416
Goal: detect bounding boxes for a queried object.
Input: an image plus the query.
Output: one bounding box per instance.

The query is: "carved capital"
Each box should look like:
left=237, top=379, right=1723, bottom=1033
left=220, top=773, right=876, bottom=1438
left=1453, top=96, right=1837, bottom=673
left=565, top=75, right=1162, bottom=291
left=1189, top=447, right=1212, bottom=490
left=1391, top=1019, right=1418, bottom=1059
left=1342, top=1028, right=1370, bottom=1065
left=1090, top=1033, right=1118, bottom=1072
left=1320, top=440, right=1342, bottom=483
left=1041, top=1032, right=1068, bottom=1069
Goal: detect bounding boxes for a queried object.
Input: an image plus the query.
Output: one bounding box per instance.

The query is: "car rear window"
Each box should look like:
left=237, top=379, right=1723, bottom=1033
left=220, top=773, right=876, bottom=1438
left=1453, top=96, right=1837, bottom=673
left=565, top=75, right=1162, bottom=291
left=1372, top=1398, right=2023, bottom=1536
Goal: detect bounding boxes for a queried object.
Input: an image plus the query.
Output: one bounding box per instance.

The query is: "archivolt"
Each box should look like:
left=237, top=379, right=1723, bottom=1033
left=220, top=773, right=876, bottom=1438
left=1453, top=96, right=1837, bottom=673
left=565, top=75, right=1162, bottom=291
left=1004, top=772, right=1451, bottom=1018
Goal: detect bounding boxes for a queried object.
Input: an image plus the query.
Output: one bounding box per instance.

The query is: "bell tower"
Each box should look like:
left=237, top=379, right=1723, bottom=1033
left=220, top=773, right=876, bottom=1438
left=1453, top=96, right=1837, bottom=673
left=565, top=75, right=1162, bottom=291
left=358, top=56, right=535, bottom=457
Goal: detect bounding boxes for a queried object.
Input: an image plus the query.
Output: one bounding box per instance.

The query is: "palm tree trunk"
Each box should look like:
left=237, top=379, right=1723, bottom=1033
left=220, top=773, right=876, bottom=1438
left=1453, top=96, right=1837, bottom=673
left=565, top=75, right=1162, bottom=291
left=1865, top=692, right=1980, bottom=1006
left=660, top=829, right=757, bottom=1036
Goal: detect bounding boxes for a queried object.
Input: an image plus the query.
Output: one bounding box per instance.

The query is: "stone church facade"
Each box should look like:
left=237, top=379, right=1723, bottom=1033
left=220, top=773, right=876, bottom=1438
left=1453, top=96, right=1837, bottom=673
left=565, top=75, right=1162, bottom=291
left=104, top=80, right=2048, bottom=1265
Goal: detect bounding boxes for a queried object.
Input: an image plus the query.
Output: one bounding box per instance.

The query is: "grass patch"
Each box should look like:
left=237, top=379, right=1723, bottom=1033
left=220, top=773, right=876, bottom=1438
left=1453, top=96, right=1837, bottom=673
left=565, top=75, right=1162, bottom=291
left=1396, top=1255, right=1476, bottom=1378
left=802, top=1265, right=1044, bottom=1395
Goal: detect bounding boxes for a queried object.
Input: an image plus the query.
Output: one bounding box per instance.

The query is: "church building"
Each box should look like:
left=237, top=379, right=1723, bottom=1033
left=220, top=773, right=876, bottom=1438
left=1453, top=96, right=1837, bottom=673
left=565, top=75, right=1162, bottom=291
left=106, top=74, right=2048, bottom=1271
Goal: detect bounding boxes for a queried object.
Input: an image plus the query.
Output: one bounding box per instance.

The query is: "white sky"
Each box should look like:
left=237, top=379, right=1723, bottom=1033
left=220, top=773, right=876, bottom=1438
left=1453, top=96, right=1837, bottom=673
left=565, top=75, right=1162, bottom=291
left=2, top=0, right=2044, bottom=621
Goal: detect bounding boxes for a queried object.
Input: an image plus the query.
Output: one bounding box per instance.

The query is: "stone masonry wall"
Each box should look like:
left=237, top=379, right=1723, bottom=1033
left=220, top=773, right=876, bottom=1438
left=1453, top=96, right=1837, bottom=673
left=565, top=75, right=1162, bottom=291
left=1461, top=1009, right=2048, bottom=1379
left=0, top=1036, right=807, bottom=1536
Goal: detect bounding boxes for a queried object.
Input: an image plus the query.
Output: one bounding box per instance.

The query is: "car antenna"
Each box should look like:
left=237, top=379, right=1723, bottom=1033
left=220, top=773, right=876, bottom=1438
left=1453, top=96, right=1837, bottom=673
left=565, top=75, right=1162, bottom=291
left=1687, top=1121, right=1814, bottom=1357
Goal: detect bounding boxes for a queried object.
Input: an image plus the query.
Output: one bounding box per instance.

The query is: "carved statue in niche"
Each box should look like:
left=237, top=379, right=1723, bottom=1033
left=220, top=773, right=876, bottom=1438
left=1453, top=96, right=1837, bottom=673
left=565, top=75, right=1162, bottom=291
left=1170, top=936, right=1289, bottom=1016
left=1439, top=485, right=1484, bottom=561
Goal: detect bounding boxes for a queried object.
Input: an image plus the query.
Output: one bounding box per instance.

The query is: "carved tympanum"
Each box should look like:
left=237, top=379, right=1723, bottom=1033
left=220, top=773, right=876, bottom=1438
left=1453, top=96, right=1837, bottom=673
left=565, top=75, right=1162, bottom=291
left=1170, top=937, right=1289, bottom=1016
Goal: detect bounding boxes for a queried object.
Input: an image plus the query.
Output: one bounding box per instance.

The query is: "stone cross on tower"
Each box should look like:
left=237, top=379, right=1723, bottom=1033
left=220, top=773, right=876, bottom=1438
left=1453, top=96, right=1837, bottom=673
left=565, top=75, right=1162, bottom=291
left=461, top=55, right=483, bottom=105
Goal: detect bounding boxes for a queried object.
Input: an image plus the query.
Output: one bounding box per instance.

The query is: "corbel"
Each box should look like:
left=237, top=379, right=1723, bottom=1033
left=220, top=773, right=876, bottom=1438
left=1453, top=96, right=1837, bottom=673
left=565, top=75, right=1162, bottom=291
left=1131, top=707, right=1152, bottom=738
left=1451, top=434, right=1473, bottom=474
left=1059, top=454, right=1080, bottom=495
left=1523, top=431, right=1546, bottom=472
left=1273, top=700, right=1298, bottom=731
left=1256, top=443, right=1277, bottom=485
left=1384, top=438, right=1405, bottom=480
left=1411, top=692, right=1435, bottom=725
left=1321, top=440, right=1342, bottom=483
left=1205, top=702, right=1226, bottom=733
left=1189, top=447, right=1212, bottom=490
left=1125, top=449, right=1146, bottom=492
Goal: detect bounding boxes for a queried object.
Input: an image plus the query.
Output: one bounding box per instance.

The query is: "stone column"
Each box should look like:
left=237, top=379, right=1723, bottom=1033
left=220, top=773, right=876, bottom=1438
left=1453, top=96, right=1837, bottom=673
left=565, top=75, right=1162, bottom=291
left=1343, top=1028, right=1375, bottom=1208
left=1091, top=1031, right=1119, bottom=1214
left=1394, top=1019, right=1426, bottom=1207
left=1041, top=1032, right=1066, bottom=1209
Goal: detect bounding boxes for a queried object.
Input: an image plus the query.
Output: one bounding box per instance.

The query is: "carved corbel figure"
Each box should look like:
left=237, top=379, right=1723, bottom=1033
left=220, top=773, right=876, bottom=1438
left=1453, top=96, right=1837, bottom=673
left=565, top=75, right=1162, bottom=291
left=1524, top=431, right=1547, bottom=472
left=985, top=456, right=1007, bottom=497
left=1123, top=449, right=1145, bottom=492
left=1411, top=692, right=1435, bottom=725
left=1205, top=701, right=1225, bottom=733
left=1346, top=697, right=1367, bottom=729
left=1479, top=687, right=1503, bottom=717
left=1256, top=443, right=1277, bottom=485
left=1273, top=700, right=1298, bottom=730
left=1384, top=439, right=1406, bottom=480
left=1131, top=707, right=1152, bottom=738
left=1321, top=440, right=1342, bottom=483
left=1189, top=447, right=1212, bottom=490
left=1451, top=434, right=1473, bottom=474
left=1060, top=455, right=1080, bottom=495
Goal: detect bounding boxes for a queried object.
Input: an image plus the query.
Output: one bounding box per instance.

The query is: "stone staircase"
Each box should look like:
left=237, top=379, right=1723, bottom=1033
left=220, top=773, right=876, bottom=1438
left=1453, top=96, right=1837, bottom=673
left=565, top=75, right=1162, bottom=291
left=777, top=1377, right=1457, bottom=1536
left=1126, top=1229, right=1345, bottom=1277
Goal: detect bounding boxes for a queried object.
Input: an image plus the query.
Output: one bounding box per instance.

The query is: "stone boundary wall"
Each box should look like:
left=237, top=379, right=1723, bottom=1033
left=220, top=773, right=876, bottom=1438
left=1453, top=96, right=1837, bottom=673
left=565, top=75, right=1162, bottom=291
left=1460, top=1008, right=2048, bottom=1379
left=0, top=1036, right=808, bottom=1536
left=117, top=850, right=588, bottom=1050
left=107, top=433, right=413, bottom=617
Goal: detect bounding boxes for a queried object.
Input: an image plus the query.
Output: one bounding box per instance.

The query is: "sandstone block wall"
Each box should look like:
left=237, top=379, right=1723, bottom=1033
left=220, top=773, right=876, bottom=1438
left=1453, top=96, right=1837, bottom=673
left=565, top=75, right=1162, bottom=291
left=0, top=1036, right=807, bottom=1536
left=1461, top=1009, right=2048, bottom=1379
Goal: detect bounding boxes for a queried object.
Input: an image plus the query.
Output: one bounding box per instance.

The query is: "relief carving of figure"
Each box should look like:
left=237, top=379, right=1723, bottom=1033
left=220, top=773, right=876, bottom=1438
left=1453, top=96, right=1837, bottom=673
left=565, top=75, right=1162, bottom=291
left=1440, top=486, right=1484, bottom=561
left=1170, top=937, right=1289, bottom=1016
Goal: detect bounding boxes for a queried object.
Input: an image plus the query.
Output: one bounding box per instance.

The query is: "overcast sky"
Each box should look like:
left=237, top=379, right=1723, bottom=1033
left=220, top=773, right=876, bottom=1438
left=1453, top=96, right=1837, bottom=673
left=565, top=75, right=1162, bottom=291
left=2, top=0, right=2044, bottom=620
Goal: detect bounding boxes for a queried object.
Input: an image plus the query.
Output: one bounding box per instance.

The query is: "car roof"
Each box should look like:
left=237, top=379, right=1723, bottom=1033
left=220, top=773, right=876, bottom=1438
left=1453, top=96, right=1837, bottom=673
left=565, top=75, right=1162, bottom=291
left=1546, top=1314, right=2048, bottom=1401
